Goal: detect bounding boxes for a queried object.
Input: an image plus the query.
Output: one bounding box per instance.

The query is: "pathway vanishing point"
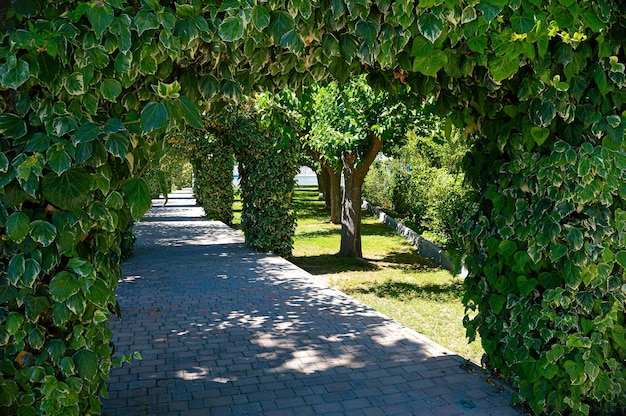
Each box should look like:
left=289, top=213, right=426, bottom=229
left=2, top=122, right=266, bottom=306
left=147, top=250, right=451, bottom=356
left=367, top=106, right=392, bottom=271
left=102, top=189, right=522, bottom=416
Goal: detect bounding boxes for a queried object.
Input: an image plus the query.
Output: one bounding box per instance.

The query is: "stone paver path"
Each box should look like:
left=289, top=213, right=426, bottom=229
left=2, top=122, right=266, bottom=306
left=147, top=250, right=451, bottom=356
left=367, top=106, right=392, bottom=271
left=103, top=189, right=522, bottom=416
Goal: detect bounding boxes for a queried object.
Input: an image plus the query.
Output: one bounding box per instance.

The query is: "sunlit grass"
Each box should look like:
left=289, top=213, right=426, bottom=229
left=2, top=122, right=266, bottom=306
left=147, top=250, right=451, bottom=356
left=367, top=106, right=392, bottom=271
left=233, top=186, right=484, bottom=364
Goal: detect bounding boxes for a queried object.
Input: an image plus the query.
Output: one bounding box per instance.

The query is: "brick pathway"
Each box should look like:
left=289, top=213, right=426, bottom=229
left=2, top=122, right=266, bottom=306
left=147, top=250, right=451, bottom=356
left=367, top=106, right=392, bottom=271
left=102, top=189, right=522, bottom=416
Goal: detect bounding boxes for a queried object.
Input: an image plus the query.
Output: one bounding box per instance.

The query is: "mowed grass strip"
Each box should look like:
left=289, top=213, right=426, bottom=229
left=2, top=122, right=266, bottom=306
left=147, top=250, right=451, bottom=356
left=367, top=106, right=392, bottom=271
left=233, top=186, right=484, bottom=364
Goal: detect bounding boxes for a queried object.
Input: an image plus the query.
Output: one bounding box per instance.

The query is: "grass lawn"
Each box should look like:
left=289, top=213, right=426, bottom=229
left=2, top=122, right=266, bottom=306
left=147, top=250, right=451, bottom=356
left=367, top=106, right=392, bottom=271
left=233, top=186, right=484, bottom=364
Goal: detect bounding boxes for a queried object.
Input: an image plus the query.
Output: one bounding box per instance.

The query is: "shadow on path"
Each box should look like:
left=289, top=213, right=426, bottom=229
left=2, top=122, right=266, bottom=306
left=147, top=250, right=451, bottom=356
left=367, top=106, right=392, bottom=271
left=103, top=189, right=521, bottom=416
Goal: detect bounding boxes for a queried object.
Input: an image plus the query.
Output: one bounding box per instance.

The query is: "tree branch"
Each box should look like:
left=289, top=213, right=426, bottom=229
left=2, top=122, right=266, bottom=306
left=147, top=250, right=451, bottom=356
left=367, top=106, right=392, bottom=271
left=355, top=132, right=383, bottom=177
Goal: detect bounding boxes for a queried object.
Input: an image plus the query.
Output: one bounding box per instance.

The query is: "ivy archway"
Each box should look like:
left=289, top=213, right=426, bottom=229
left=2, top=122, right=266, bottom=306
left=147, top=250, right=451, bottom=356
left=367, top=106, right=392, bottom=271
left=1, top=1, right=625, bottom=414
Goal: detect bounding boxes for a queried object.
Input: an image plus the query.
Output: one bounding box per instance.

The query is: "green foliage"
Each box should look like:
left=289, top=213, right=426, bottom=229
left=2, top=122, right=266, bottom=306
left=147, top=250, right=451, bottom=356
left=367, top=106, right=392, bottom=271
left=1, top=0, right=625, bottom=414
left=189, top=131, right=234, bottom=225
left=224, top=98, right=301, bottom=258
left=364, top=124, right=471, bottom=247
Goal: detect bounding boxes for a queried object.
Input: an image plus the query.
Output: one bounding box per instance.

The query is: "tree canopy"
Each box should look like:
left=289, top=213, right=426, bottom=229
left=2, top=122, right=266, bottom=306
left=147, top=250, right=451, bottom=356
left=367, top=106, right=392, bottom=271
left=1, top=1, right=626, bottom=414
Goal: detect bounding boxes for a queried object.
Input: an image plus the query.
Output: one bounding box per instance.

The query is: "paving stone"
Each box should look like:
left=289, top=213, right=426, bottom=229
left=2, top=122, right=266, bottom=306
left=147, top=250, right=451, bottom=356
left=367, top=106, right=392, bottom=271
left=102, top=189, right=522, bottom=416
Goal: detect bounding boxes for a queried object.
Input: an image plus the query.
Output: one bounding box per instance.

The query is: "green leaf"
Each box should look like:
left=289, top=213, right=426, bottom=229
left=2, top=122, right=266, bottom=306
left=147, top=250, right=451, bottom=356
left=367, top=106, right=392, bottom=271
left=0, top=113, right=27, bottom=139
left=47, top=149, right=72, bottom=175
left=413, top=50, right=448, bottom=77
left=64, top=72, right=85, bottom=95
left=105, top=191, right=124, bottom=210
left=531, top=127, right=550, bottom=146
left=28, top=327, right=45, bottom=350
left=1, top=59, right=30, bottom=89
left=252, top=5, right=270, bottom=30
left=68, top=258, right=95, bottom=278
left=29, top=221, right=57, bottom=247
left=22, top=259, right=41, bottom=288
left=511, top=11, right=535, bottom=34
left=489, top=294, right=506, bottom=314
left=105, top=133, right=130, bottom=159
left=134, top=10, right=159, bottom=35
left=123, top=177, right=152, bottom=220
left=6, top=212, right=30, bottom=243
left=178, top=96, right=204, bottom=129
left=100, top=79, right=123, bottom=102
left=281, top=29, right=305, bottom=54
left=616, top=251, right=626, bottom=269
left=417, top=13, right=443, bottom=43
left=49, top=271, right=80, bottom=302
left=140, top=102, right=168, bottom=133
left=517, top=276, right=537, bottom=296
left=219, top=16, right=244, bottom=42
left=72, top=122, right=101, bottom=145
left=72, top=349, right=99, bottom=382
left=489, top=54, right=520, bottom=81
left=41, top=168, right=93, bottom=211
left=199, top=75, right=220, bottom=100
left=87, top=3, right=115, bottom=37
left=8, top=254, right=25, bottom=284
left=498, top=240, right=518, bottom=257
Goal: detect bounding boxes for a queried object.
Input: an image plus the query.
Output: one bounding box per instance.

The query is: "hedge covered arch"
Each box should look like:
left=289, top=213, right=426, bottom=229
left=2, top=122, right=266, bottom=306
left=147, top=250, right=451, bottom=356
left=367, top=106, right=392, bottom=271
left=1, top=1, right=625, bottom=414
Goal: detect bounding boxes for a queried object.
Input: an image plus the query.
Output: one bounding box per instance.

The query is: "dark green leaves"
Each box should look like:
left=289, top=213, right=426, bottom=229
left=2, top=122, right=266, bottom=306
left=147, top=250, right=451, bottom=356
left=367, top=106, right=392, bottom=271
left=72, top=349, right=99, bottom=381
left=72, top=123, right=101, bottom=145
left=219, top=16, right=245, bottom=42
left=140, top=102, right=168, bottom=133
left=0, top=59, right=30, bottom=89
left=100, top=79, right=123, bottom=102
left=29, top=221, right=57, bottom=247
left=6, top=212, right=30, bottom=243
left=49, top=271, right=80, bottom=302
left=87, top=3, right=115, bottom=38
left=252, top=5, right=270, bottom=30
left=179, top=96, right=204, bottom=129
left=123, top=177, right=151, bottom=220
left=0, top=113, right=27, bottom=139
left=41, top=168, right=93, bottom=211
left=417, top=13, right=443, bottom=43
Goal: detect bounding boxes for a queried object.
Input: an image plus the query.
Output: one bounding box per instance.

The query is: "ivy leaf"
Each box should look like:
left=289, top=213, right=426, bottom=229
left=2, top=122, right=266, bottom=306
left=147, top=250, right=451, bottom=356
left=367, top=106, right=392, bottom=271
left=47, top=149, right=72, bottom=175
left=498, top=240, right=518, bottom=257
left=123, top=177, right=152, bottom=220
left=49, top=271, right=80, bottom=302
left=530, top=99, right=557, bottom=127
left=489, top=294, right=506, bottom=314
left=6, top=212, right=30, bottom=243
left=8, top=254, right=25, bottom=284
left=1, top=59, right=30, bottom=89
left=87, top=3, right=115, bottom=38
left=413, top=50, right=448, bottom=77
left=64, top=72, right=85, bottom=95
left=41, top=168, right=93, bottom=211
left=219, top=16, right=245, bottom=42
left=417, top=13, right=443, bottom=43
left=140, top=102, right=168, bottom=133
left=105, top=133, right=130, bottom=159
left=72, top=122, right=101, bottom=145
left=281, top=29, right=305, bottom=54
left=252, top=5, right=270, bottom=30
left=531, top=127, right=550, bottom=146
left=511, top=11, right=535, bottom=34
left=199, top=75, right=220, bottom=100
left=72, top=349, right=99, bottom=382
left=178, top=96, right=204, bottom=129
left=29, top=221, right=57, bottom=247
left=100, top=79, right=123, bottom=102
left=22, top=259, right=41, bottom=288
left=616, top=251, right=626, bottom=269
left=488, top=54, right=520, bottom=81
left=0, top=113, right=27, bottom=139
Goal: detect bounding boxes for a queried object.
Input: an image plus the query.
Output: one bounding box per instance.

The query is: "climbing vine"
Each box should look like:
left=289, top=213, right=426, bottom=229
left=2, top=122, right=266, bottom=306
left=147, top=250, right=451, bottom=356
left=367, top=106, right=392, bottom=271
left=1, top=0, right=625, bottom=414
left=189, top=131, right=234, bottom=225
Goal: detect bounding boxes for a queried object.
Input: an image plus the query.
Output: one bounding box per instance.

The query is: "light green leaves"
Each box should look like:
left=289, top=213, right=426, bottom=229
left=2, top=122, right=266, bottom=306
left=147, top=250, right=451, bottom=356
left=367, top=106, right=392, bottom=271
left=122, top=177, right=151, bottom=220
left=488, top=54, right=521, bottom=81
left=411, top=37, right=447, bottom=76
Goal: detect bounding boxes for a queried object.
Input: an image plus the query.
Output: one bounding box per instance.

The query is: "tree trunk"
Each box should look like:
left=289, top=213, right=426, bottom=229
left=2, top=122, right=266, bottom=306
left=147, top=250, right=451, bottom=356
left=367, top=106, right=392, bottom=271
left=327, top=164, right=342, bottom=224
left=339, top=152, right=365, bottom=257
left=318, top=167, right=330, bottom=207
left=338, top=133, right=383, bottom=257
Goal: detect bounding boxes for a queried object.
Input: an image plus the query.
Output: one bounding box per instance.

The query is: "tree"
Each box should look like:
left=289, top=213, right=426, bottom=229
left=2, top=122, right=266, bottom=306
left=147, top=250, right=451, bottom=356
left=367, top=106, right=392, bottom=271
left=308, top=77, right=412, bottom=257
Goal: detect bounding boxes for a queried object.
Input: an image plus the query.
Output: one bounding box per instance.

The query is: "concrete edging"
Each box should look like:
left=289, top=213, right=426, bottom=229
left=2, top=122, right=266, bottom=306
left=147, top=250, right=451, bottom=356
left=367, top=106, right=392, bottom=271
left=362, top=199, right=462, bottom=274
